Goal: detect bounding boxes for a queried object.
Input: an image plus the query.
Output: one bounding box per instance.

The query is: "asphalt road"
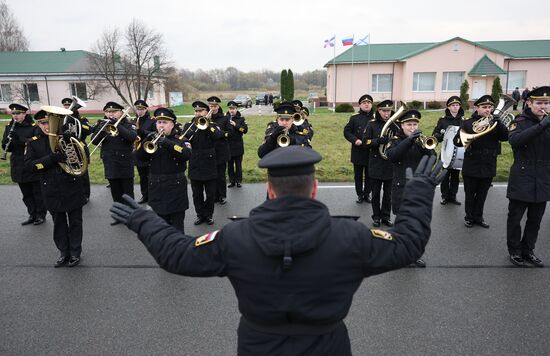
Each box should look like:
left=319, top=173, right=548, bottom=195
left=1, top=183, right=549, bottom=355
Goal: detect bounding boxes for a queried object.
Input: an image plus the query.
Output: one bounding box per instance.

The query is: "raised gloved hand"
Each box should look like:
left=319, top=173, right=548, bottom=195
left=377, top=136, right=389, bottom=145
left=109, top=194, right=141, bottom=226
left=50, top=152, right=67, bottom=163
left=156, top=135, right=167, bottom=147
left=408, top=130, right=422, bottom=140
left=540, top=115, right=550, bottom=128
left=406, top=155, right=447, bottom=187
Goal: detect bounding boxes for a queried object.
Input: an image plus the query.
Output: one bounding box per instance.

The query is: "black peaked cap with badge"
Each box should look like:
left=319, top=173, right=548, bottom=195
left=528, top=86, right=550, bottom=100
left=291, top=100, right=303, bottom=108
left=192, top=101, right=209, bottom=110
left=103, top=101, right=124, bottom=111
left=358, top=94, right=373, bottom=104
left=153, top=107, right=176, bottom=122
left=207, top=96, right=221, bottom=104
left=446, top=96, right=461, bottom=107
left=474, top=95, right=495, bottom=107
left=227, top=101, right=238, bottom=108
left=61, top=98, right=73, bottom=106
left=258, top=146, right=322, bottom=177
left=275, top=102, right=297, bottom=117
left=302, top=107, right=310, bottom=116
left=134, top=99, right=149, bottom=109
left=9, top=103, right=29, bottom=113
left=400, top=110, right=421, bottom=123
left=34, top=110, right=48, bottom=122
left=377, top=99, right=393, bottom=109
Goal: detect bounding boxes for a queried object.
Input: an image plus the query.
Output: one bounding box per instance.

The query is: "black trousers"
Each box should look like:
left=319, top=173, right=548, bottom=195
left=215, top=163, right=227, bottom=200
left=353, top=164, right=370, bottom=198
left=108, top=178, right=134, bottom=204
left=440, top=168, right=460, bottom=201
left=463, top=175, right=493, bottom=222
left=136, top=165, right=150, bottom=200
left=191, top=179, right=216, bottom=218
left=391, top=184, right=404, bottom=215
left=507, top=199, right=547, bottom=255
left=159, top=211, right=186, bottom=233
left=370, top=178, right=392, bottom=220
left=228, top=155, right=243, bottom=184
left=18, top=181, right=46, bottom=219
left=52, top=208, right=83, bottom=258
left=82, top=171, right=90, bottom=199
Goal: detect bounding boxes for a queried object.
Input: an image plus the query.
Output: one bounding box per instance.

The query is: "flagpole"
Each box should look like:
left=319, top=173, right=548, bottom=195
left=333, top=35, right=336, bottom=111
left=350, top=35, right=354, bottom=104
left=367, top=33, right=371, bottom=96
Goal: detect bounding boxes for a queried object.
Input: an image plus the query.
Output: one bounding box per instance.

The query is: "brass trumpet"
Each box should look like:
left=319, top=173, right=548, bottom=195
left=416, top=134, right=438, bottom=150
left=293, top=112, right=305, bottom=126
left=143, top=129, right=165, bottom=154
left=276, top=127, right=290, bottom=147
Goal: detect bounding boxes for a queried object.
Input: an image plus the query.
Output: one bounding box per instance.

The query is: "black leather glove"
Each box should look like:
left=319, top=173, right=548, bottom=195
left=408, top=130, right=422, bottom=140
left=492, top=115, right=502, bottom=124
left=405, top=155, right=447, bottom=187
left=50, top=152, right=66, bottom=163
left=377, top=136, right=389, bottom=145
left=540, top=115, right=550, bottom=128
left=63, top=130, right=74, bottom=141
left=272, top=125, right=286, bottom=136
left=109, top=194, right=140, bottom=226
left=156, top=136, right=167, bottom=147
left=145, top=131, right=157, bottom=140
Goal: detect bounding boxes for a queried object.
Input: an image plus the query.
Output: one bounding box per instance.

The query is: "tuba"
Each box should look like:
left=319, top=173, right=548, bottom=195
left=41, top=105, right=89, bottom=176
left=378, top=103, right=406, bottom=159
left=63, top=95, right=87, bottom=139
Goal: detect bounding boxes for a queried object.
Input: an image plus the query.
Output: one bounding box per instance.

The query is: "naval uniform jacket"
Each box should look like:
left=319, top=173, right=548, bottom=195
left=134, top=112, right=156, bottom=168
left=182, top=120, right=224, bottom=181
left=212, top=111, right=231, bottom=164
left=227, top=111, right=248, bottom=157
left=124, top=173, right=435, bottom=356
left=386, top=132, right=435, bottom=187
left=507, top=108, right=550, bottom=202
left=91, top=117, right=137, bottom=179
left=23, top=132, right=85, bottom=212
left=257, top=124, right=312, bottom=158
left=136, top=133, right=191, bottom=214
left=363, top=113, right=394, bottom=180
left=1, top=115, right=40, bottom=183
left=431, top=108, right=464, bottom=142
left=454, top=112, right=509, bottom=178
left=296, top=119, right=314, bottom=141
left=343, top=109, right=373, bottom=166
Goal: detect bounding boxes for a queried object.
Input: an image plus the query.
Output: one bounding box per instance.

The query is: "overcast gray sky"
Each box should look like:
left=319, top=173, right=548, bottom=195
left=9, top=0, right=550, bottom=72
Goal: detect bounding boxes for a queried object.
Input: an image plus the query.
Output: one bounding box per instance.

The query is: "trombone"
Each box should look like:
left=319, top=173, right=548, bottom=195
left=181, top=109, right=213, bottom=141
left=88, top=107, right=131, bottom=155
left=143, top=129, right=165, bottom=154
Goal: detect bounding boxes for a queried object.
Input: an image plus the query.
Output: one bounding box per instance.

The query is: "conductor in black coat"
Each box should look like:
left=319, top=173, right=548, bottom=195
left=454, top=95, right=508, bottom=228
left=90, top=102, right=137, bottom=208
left=226, top=101, right=248, bottom=188
left=182, top=101, right=224, bottom=226
left=136, top=107, right=191, bottom=232
left=432, top=96, right=464, bottom=205
left=24, top=110, right=86, bottom=267
left=1, top=103, right=46, bottom=225
left=364, top=100, right=395, bottom=227
left=208, top=96, right=231, bottom=205
left=344, top=94, right=374, bottom=203
left=133, top=99, right=156, bottom=204
left=506, top=86, right=550, bottom=267
left=110, top=146, right=446, bottom=356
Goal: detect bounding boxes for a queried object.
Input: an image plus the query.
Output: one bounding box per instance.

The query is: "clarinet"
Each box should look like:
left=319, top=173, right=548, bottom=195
left=1, top=121, right=16, bottom=160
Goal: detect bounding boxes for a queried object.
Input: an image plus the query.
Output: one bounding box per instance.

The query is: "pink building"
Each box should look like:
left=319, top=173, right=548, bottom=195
left=0, top=50, right=166, bottom=113
left=325, top=37, right=550, bottom=106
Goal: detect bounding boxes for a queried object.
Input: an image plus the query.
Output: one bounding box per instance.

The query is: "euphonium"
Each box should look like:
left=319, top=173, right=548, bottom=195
left=41, top=105, right=89, bottom=176
left=143, top=129, right=165, bottom=154
left=416, top=134, right=438, bottom=149
left=493, top=94, right=517, bottom=129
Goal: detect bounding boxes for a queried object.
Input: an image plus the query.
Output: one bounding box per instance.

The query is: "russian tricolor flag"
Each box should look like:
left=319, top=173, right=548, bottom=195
left=342, top=36, right=354, bottom=46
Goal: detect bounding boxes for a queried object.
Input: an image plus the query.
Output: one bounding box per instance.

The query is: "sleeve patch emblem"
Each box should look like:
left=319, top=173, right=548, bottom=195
left=371, top=229, right=393, bottom=241
left=35, top=163, right=44, bottom=170
left=195, top=230, right=219, bottom=247
left=509, top=123, right=517, bottom=131
left=173, top=144, right=183, bottom=153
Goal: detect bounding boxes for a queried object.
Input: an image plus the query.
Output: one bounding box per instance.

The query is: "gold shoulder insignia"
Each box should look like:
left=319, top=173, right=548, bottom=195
left=371, top=229, right=393, bottom=241
left=366, top=139, right=372, bottom=145
left=173, top=144, right=183, bottom=153
left=509, top=123, right=517, bottom=131
left=82, top=125, right=90, bottom=130
left=35, top=163, right=44, bottom=170
left=32, top=123, right=36, bottom=126
left=239, top=128, right=245, bottom=132
left=32, top=136, right=39, bottom=141
left=210, top=127, right=215, bottom=133
left=195, top=230, right=219, bottom=247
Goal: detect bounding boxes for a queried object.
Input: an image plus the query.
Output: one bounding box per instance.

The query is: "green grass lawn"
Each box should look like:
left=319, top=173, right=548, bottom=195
left=0, top=109, right=515, bottom=184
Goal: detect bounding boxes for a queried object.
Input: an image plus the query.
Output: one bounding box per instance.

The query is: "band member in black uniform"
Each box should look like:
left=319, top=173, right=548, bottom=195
left=24, top=110, right=86, bottom=267
left=506, top=86, right=550, bottom=267
left=364, top=99, right=395, bottom=227
left=136, top=108, right=191, bottom=232
left=110, top=147, right=446, bottom=356
left=226, top=101, right=248, bottom=188
left=258, top=103, right=311, bottom=158
left=292, top=100, right=314, bottom=141
left=207, top=96, right=231, bottom=205
left=432, top=96, right=463, bottom=205
left=182, top=101, right=224, bottom=225
left=454, top=95, right=508, bottom=228
left=1, top=103, right=46, bottom=225
left=344, top=94, right=374, bottom=204
left=386, top=110, right=436, bottom=268
left=62, top=97, right=92, bottom=202
left=132, top=99, right=156, bottom=204
left=90, top=102, right=137, bottom=213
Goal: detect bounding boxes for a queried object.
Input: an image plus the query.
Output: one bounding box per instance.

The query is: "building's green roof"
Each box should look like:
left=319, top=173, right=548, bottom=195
left=0, top=50, right=93, bottom=74
left=468, top=54, right=506, bottom=75
left=326, top=37, right=550, bottom=66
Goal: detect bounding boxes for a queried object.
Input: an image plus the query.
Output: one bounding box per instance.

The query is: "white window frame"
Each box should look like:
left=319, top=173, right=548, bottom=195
left=0, top=83, right=12, bottom=102
left=499, top=71, right=527, bottom=91
left=23, top=83, right=40, bottom=102
left=442, top=71, right=465, bottom=92
left=412, top=72, right=436, bottom=92
left=372, top=74, right=393, bottom=93
left=69, top=82, right=88, bottom=101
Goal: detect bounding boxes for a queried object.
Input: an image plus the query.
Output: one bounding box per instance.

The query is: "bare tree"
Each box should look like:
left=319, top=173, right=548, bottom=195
left=11, top=80, right=34, bottom=109
left=0, top=0, right=29, bottom=51
left=89, top=19, right=168, bottom=107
